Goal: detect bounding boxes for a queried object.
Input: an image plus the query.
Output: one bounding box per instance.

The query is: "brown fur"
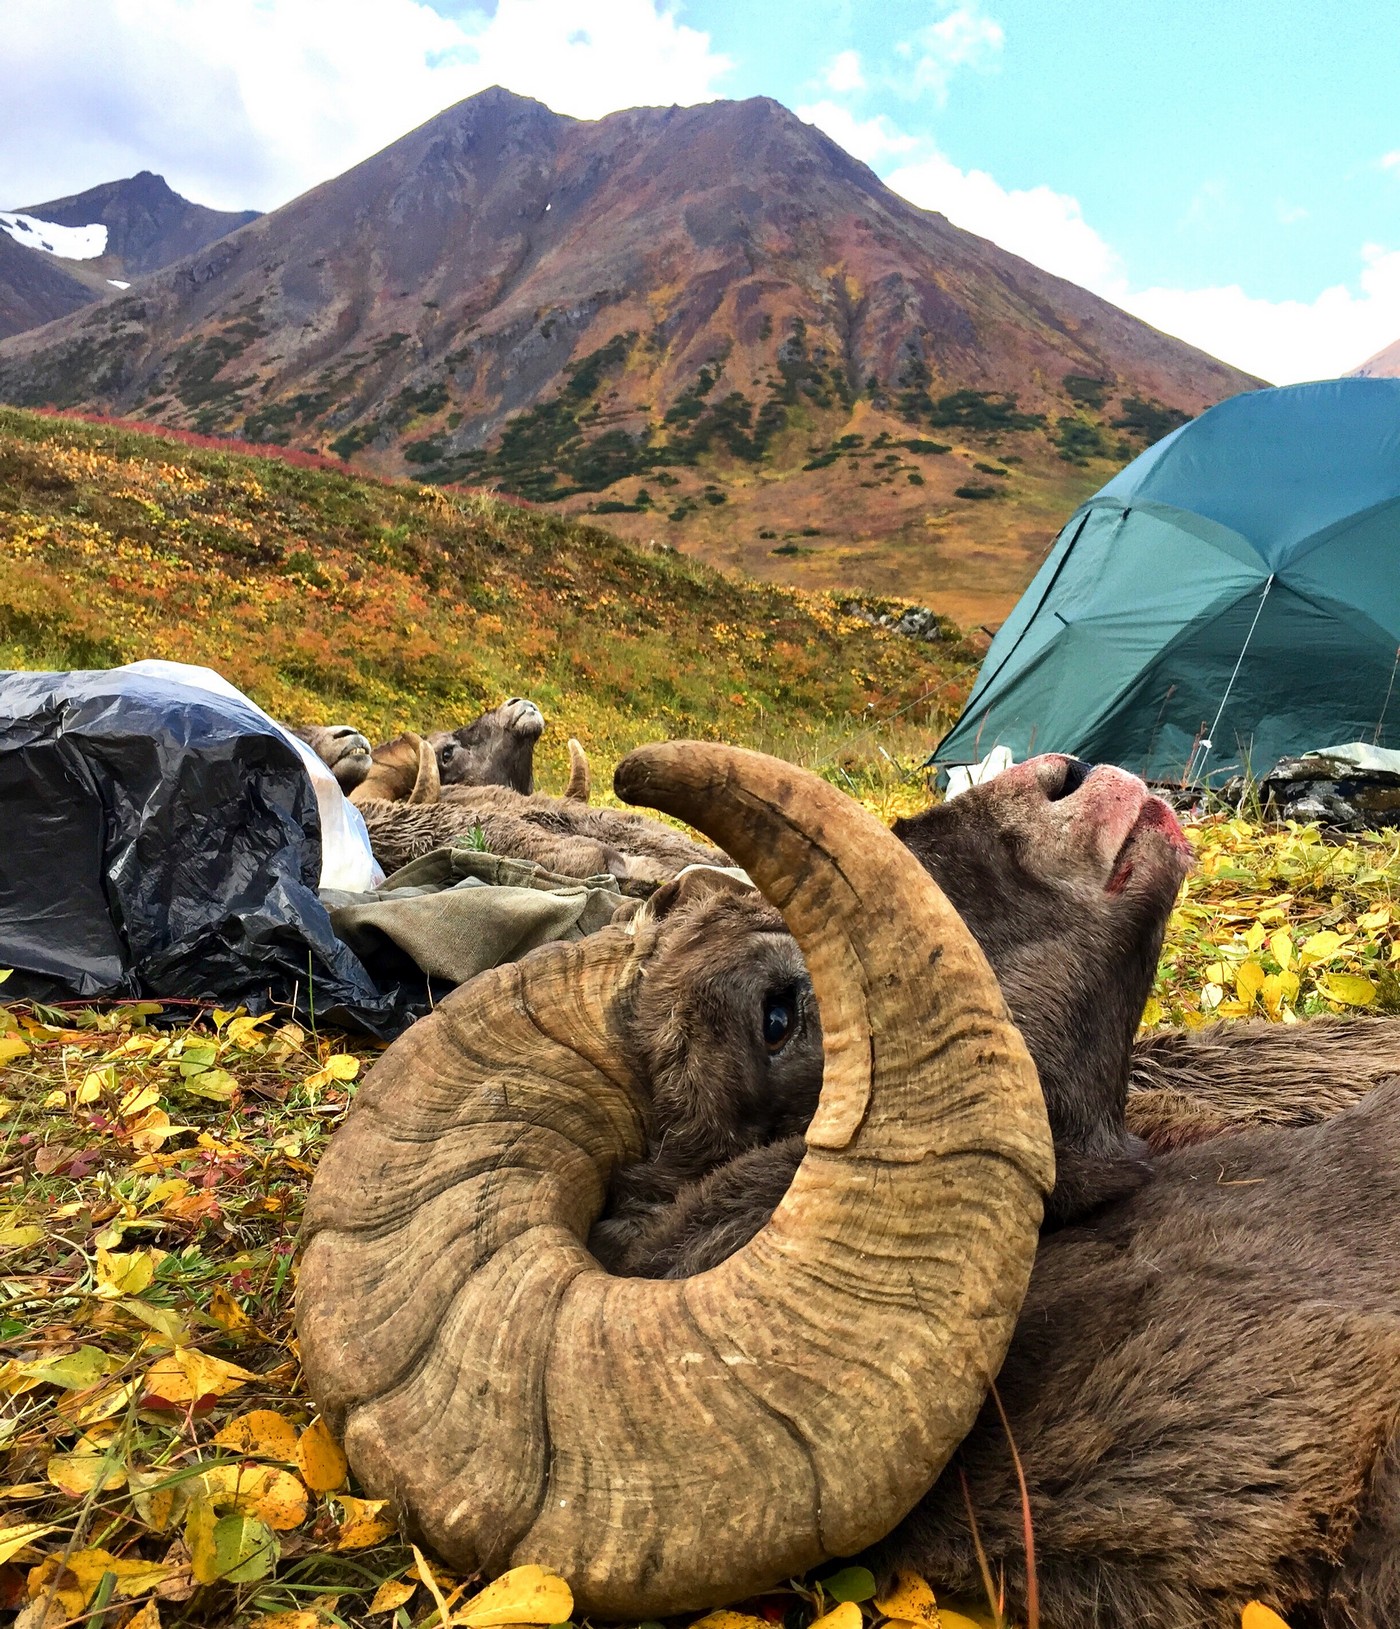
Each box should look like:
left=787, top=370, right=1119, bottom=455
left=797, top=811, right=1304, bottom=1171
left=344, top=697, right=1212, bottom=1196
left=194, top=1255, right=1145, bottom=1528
left=1127, top=1017, right=1400, bottom=1149
left=360, top=779, right=726, bottom=882
left=585, top=757, right=1400, bottom=1626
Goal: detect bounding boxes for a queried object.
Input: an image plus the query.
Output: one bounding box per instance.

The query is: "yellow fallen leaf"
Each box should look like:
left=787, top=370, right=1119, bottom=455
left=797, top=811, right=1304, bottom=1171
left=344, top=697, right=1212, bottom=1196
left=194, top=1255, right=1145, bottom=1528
left=1320, top=972, right=1377, bottom=1007
left=1242, top=1605, right=1293, bottom=1629
left=0, top=1483, right=49, bottom=1500
left=0, top=1034, right=30, bottom=1065
left=368, top=1577, right=417, bottom=1614
left=0, top=1520, right=53, bottom=1565
left=118, top=1298, right=189, bottom=1348
left=0, top=1224, right=43, bottom=1249
left=875, top=1570, right=939, bottom=1625
left=46, top=1450, right=127, bottom=1496
left=1243, top=921, right=1266, bottom=952
left=226, top=1014, right=272, bottom=1047
left=938, top=1613, right=998, bottom=1629
left=76, top=1069, right=110, bottom=1105
left=690, top=1615, right=770, bottom=1629
left=813, top=1605, right=862, bottom=1629
left=334, top=1494, right=397, bottom=1550
left=127, top=1463, right=181, bottom=1532
left=215, top=1409, right=301, bottom=1462
left=411, top=1543, right=454, bottom=1625
left=62, top=1375, right=141, bottom=1426
left=208, top=1285, right=254, bottom=1332
left=457, top=1563, right=574, bottom=1627
left=1235, top=960, right=1266, bottom=1006
left=94, top=1247, right=156, bottom=1299
left=120, top=1081, right=161, bottom=1118
left=132, top=1109, right=192, bottom=1152
left=26, top=1547, right=173, bottom=1612
left=142, top=1347, right=257, bottom=1403
left=186, top=1496, right=280, bottom=1584
left=17, top=1344, right=117, bottom=1390
left=296, top=1417, right=348, bottom=1492
left=1268, top=928, right=1295, bottom=970
left=304, top=1054, right=361, bottom=1091
left=126, top=1599, right=162, bottom=1629
left=248, top=1612, right=323, bottom=1629
left=195, top=1464, right=309, bottom=1531
left=1299, top=929, right=1347, bottom=965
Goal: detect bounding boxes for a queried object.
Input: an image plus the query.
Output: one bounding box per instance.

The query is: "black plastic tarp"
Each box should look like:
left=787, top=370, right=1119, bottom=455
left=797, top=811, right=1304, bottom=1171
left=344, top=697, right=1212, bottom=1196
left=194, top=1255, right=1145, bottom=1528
left=0, top=667, right=400, bottom=1029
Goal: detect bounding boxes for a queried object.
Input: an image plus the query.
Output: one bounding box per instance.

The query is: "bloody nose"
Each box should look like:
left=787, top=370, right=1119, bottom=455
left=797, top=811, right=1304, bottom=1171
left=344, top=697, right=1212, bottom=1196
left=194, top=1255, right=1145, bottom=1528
left=1056, top=758, right=1095, bottom=798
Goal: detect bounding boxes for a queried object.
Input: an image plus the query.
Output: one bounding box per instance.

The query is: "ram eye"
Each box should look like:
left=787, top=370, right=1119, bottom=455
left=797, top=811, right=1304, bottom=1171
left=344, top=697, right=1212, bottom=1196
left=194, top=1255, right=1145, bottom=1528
left=438, top=742, right=457, bottom=764
left=762, top=989, right=797, bottom=1052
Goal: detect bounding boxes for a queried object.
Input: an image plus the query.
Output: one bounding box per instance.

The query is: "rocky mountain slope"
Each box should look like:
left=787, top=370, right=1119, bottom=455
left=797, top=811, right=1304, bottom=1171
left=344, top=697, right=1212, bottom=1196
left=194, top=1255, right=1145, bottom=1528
left=1351, top=335, right=1400, bottom=377
left=0, top=172, right=258, bottom=340
left=0, top=230, right=95, bottom=340
left=0, top=90, right=1259, bottom=623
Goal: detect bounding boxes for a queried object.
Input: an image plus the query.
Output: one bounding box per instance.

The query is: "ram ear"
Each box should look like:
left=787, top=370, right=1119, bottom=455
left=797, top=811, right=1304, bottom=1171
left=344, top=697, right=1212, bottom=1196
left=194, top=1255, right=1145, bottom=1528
left=640, top=865, right=754, bottom=926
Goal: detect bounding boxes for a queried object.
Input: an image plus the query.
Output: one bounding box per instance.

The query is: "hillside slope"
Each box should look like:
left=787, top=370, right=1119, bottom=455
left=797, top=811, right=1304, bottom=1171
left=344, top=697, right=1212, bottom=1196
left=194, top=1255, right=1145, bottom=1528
left=0, top=230, right=95, bottom=340
left=0, top=91, right=1258, bottom=622
left=0, top=407, right=974, bottom=784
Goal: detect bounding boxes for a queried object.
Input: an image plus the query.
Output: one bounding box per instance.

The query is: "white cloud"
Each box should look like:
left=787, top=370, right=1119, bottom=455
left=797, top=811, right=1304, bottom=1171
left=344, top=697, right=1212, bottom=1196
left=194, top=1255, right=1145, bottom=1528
left=823, top=49, right=865, bottom=94
left=0, top=0, right=733, bottom=212
left=1122, top=246, right=1400, bottom=384
left=897, top=4, right=1004, bottom=103
left=796, top=100, right=920, bottom=166
left=1381, top=150, right=1400, bottom=173
left=881, top=137, right=1400, bottom=384
left=885, top=149, right=1123, bottom=292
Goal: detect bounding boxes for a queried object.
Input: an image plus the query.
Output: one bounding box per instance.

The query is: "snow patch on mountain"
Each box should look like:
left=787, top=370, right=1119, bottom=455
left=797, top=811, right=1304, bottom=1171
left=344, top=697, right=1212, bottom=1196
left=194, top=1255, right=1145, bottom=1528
left=0, top=212, right=108, bottom=259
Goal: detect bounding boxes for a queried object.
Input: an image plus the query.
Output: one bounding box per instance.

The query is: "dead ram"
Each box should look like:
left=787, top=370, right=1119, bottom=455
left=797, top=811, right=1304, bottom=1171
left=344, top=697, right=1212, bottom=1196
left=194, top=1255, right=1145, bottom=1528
left=297, top=747, right=1400, bottom=1628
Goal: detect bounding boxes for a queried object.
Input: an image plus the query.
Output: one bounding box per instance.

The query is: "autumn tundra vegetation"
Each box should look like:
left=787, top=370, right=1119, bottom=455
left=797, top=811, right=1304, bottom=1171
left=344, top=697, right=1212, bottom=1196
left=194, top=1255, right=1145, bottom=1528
left=3, top=410, right=1400, bottom=1629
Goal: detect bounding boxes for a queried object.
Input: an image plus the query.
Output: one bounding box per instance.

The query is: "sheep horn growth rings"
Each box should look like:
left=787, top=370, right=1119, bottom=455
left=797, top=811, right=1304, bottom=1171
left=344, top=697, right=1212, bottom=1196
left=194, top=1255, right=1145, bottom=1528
left=296, top=743, right=1054, bottom=1617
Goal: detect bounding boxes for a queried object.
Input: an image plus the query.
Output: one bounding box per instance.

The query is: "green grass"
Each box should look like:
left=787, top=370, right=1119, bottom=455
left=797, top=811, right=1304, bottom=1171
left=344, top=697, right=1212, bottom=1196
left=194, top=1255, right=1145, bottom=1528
left=0, top=408, right=976, bottom=795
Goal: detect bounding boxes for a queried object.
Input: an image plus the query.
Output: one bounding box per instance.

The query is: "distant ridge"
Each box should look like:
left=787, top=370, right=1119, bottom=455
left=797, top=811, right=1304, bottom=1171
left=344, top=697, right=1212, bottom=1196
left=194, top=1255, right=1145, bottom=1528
left=14, top=171, right=260, bottom=280
left=0, top=172, right=259, bottom=341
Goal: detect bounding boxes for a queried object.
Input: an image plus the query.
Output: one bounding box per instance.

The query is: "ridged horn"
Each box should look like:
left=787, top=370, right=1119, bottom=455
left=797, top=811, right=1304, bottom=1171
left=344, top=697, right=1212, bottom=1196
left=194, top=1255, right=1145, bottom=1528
left=564, top=736, right=591, bottom=802
left=297, top=743, right=1053, bottom=1618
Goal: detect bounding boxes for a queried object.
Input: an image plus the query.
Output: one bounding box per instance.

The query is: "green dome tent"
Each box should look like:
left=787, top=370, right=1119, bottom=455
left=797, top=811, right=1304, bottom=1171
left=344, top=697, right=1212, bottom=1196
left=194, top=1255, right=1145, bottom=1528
left=935, top=378, right=1400, bottom=784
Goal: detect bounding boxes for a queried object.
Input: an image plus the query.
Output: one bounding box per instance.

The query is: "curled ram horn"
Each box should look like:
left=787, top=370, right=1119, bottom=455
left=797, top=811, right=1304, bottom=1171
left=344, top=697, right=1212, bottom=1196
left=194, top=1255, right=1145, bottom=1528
left=296, top=742, right=1054, bottom=1618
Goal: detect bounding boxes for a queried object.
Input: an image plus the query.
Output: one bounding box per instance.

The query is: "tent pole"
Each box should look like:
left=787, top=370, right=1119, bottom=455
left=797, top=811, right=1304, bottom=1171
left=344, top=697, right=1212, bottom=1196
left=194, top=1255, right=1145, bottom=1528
left=1188, top=573, right=1275, bottom=787
left=1376, top=647, right=1400, bottom=748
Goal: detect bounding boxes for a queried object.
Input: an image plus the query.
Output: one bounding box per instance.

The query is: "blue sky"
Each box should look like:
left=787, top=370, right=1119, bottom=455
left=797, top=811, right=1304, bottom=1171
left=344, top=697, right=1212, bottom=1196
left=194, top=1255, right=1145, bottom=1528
left=2, top=0, right=1396, bottom=381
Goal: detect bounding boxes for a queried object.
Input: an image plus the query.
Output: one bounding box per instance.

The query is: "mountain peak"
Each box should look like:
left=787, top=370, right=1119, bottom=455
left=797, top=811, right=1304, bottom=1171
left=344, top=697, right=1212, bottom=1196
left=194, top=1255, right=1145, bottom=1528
left=0, top=87, right=1256, bottom=625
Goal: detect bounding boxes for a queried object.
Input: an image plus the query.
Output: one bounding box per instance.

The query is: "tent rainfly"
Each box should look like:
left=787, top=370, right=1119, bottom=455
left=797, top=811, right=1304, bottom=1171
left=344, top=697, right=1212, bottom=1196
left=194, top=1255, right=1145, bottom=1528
left=934, top=378, right=1400, bottom=784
